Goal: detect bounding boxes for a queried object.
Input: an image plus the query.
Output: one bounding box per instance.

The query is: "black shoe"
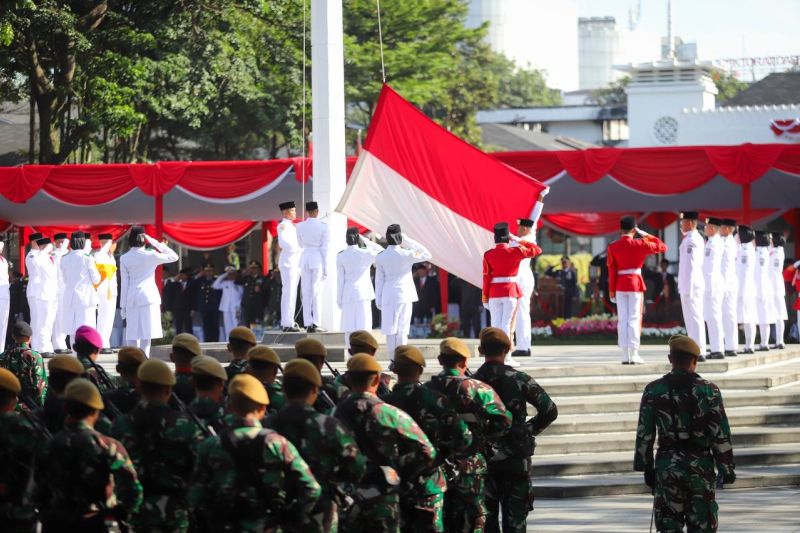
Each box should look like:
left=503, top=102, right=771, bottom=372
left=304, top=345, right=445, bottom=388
left=100, top=348, right=113, bottom=355
left=724, top=350, right=737, bottom=358
left=740, top=348, right=755, bottom=354
left=707, top=352, right=725, bottom=360
left=777, top=344, right=786, bottom=350
left=283, top=326, right=301, bottom=333
left=698, top=355, right=706, bottom=362
left=756, top=346, right=770, bottom=352
left=41, top=352, right=55, bottom=359
left=621, top=361, right=631, bottom=365
left=307, top=325, right=327, bottom=333
left=511, top=349, right=531, bottom=358
left=54, top=349, right=71, bottom=355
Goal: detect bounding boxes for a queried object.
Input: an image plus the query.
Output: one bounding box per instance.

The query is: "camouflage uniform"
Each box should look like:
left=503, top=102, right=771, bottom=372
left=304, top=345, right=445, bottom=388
left=38, top=393, right=113, bottom=436
left=0, top=412, right=42, bottom=532
left=173, top=368, right=196, bottom=404
left=332, top=372, right=395, bottom=402
left=265, top=402, right=367, bottom=533
left=264, top=380, right=286, bottom=413
left=77, top=355, right=117, bottom=393
left=225, top=359, right=249, bottom=380
left=384, top=382, right=474, bottom=533
left=334, top=391, right=438, bottom=533
left=189, top=416, right=322, bottom=532
left=39, top=419, right=143, bottom=531
left=635, top=369, right=736, bottom=533
left=474, top=362, right=558, bottom=533
left=314, top=375, right=345, bottom=414
left=427, top=369, right=511, bottom=533
left=0, top=343, right=47, bottom=406
left=188, top=395, right=229, bottom=433
left=103, top=381, right=141, bottom=414
left=111, top=400, right=204, bottom=532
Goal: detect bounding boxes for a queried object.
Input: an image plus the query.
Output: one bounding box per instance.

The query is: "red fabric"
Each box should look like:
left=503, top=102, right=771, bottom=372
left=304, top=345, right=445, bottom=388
left=645, top=212, right=679, bottom=230
left=42, top=165, right=136, bottom=206
left=163, top=221, right=257, bottom=250
left=177, top=161, right=292, bottom=199
left=363, top=84, right=548, bottom=232
left=607, top=234, right=667, bottom=293
left=704, top=144, right=785, bottom=185
left=492, top=151, right=564, bottom=182
left=33, top=225, right=132, bottom=245
left=482, top=241, right=540, bottom=300
left=556, top=149, right=621, bottom=184
left=0, top=166, right=52, bottom=202
left=0, top=220, right=10, bottom=233
left=543, top=212, right=636, bottom=236
left=611, top=147, right=718, bottom=194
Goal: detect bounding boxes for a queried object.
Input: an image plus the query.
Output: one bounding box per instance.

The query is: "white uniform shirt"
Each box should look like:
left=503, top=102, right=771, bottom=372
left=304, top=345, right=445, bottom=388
left=721, top=234, right=738, bottom=293
left=755, top=246, right=774, bottom=301
left=277, top=218, right=302, bottom=269
left=336, top=238, right=383, bottom=306
left=25, top=249, right=40, bottom=299
left=772, top=246, right=786, bottom=297
left=375, top=237, right=432, bottom=308
left=94, top=242, right=119, bottom=301
left=35, top=245, right=59, bottom=303
left=212, top=274, right=244, bottom=313
left=120, top=243, right=179, bottom=309
left=678, top=229, right=705, bottom=295
left=61, top=250, right=102, bottom=309
left=0, top=243, right=8, bottom=301
left=703, top=234, right=724, bottom=293
left=513, top=200, right=543, bottom=292
left=737, top=242, right=757, bottom=306
left=296, top=217, right=329, bottom=272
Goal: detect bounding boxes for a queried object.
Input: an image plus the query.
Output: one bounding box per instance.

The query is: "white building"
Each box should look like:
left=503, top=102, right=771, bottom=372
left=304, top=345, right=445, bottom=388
left=578, top=17, right=624, bottom=91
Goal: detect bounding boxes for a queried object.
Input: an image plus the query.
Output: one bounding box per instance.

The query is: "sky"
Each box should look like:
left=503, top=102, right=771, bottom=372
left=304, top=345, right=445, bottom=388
left=574, top=0, right=800, bottom=60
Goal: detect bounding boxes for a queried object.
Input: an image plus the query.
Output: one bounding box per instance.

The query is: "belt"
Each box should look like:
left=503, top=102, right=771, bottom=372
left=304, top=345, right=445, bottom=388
left=617, top=268, right=641, bottom=275
left=491, top=277, right=516, bottom=283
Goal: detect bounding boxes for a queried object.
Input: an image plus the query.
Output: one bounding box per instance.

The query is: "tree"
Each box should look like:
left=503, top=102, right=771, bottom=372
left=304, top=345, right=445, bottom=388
left=592, top=76, right=629, bottom=107
left=712, top=71, right=748, bottom=103
left=491, top=56, right=562, bottom=109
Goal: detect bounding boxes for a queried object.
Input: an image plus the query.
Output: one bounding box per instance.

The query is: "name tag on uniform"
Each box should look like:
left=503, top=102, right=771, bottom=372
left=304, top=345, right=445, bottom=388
left=705, top=248, right=710, bottom=257
left=774, top=261, right=780, bottom=268
left=741, top=257, right=747, bottom=264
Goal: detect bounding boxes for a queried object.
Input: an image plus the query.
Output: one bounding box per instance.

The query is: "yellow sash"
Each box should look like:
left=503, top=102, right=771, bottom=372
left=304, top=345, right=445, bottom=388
left=94, top=263, right=118, bottom=300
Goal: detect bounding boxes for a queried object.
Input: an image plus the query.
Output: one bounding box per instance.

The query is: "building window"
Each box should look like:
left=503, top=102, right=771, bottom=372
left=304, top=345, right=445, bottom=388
left=521, top=122, right=544, bottom=133
left=602, top=119, right=629, bottom=142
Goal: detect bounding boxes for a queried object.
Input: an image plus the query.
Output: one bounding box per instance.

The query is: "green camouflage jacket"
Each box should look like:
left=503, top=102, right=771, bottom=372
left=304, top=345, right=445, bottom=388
left=188, top=416, right=321, bottom=533
left=39, top=393, right=113, bottom=436
left=78, top=356, right=117, bottom=393
left=111, top=400, right=204, bottom=531
left=0, top=343, right=47, bottom=406
left=634, top=369, right=735, bottom=476
left=264, top=380, right=286, bottom=413
left=103, top=381, right=140, bottom=414
left=39, top=419, right=142, bottom=525
left=384, top=381, right=473, bottom=495
left=226, top=359, right=249, bottom=381
left=173, top=369, right=196, bottom=404
left=474, top=362, right=558, bottom=461
left=189, top=396, right=229, bottom=434
left=0, top=412, right=42, bottom=528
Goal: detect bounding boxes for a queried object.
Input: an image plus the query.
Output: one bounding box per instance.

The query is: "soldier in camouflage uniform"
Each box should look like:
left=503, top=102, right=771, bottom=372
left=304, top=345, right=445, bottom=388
left=635, top=334, right=736, bottom=533
left=73, top=325, right=116, bottom=393
left=103, top=346, right=146, bottom=414
left=189, top=355, right=229, bottom=433
left=334, top=354, right=438, bottom=533
left=296, top=338, right=343, bottom=412
left=189, top=373, right=321, bottom=532
left=473, top=328, right=558, bottom=533
left=265, top=358, right=366, bottom=532
left=0, top=368, right=43, bottom=532
left=111, top=359, right=204, bottom=532
left=427, top=337, right=512, bottom=533
left=246, top=345, right=286, bottom=412
left=225, top=326, right=258, bottom=380
left=170, top=332, right=203, bottom=404
left=39, top=378, right=142, bottom=532
left=331, top=331, right=395, bottom=401
left=0, top=321, right=47, bottom=406
left=386, top=345, right=473, bottom=533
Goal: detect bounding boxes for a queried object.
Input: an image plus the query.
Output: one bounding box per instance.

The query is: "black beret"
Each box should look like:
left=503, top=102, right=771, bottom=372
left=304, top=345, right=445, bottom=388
left=279, top=201, right=295, bottom=210
left=721, top=218, right=737, bottom=227
left=680, top=211, right=699, bottom=220
left=53, top=233, right=68, bottom=240
left=12, top=321, right=32, bottom=337
left=28, top=233, right=42, bottom=243
left=705, top=217, right=723, bottom=226
left=305, top=201, right=318, bottom=211
left=518, top=218, right=534, bottom=228
left=36, top=237, right=51, bottom=246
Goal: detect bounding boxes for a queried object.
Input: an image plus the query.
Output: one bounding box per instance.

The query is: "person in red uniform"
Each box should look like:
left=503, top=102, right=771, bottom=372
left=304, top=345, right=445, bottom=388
left=784, top=259, right=800, bottom=338
left=607, top=216, right=668, bottom=364
left=483, top=222, right=541, bottom=368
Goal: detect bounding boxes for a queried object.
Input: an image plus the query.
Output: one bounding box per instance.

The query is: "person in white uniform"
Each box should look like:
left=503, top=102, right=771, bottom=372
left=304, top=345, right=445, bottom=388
left=337, top=227, right=383, bottom=349
left=703, top=218, right=726, bottom=359
left=296, top=201, right=329, bottom=332
left=719, top=219, right=740, bottom=357
left=33, top=236, right=59, bottom=357
left=770, top=232, right=789, bottom=349
left=754, top=231, right=776, bottom=351
left=677, top=212, right=707, bottom=361
left=61, top=231, right=101, bottom=332
left=512, top=194, right=545, bottom=358
left=375, top=224, right=432, bottom=357
left=212, top=266, right=243, bottom=339
left=51, top=232, right=71, bottom=354
left=94, top=233, right=118, bottom=353
left=736, top=225, right=758, bottom=354
left=0, top=240, right=9, bottom=345
left=24, top=233, right=42, bottom=351
left=119, top=226, right=179, bottom=356
left=276, top=200, right=302, bottom=332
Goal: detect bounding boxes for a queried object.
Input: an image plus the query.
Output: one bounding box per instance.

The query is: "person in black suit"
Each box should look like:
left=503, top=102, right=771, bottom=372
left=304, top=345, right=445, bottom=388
left=412, top=262, right=441, bottom=323
left=189, top=264, right=222, bottom=342
left=457, top=277, right=484, bottom=338
left=163, top=267, right=195, bottom=334
left=241, top=261, right=269, bottom=326
left=546, top=256, right=579, bottom=318
left=656, top=258, right=677, bottom=302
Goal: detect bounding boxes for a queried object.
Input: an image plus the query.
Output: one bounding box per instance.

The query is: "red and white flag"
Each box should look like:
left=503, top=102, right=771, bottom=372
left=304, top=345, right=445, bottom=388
left=337, top=84, right=548, bottom=287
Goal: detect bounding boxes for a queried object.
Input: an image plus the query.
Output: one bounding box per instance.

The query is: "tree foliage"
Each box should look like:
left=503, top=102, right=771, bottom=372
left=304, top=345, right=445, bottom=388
left=712, top=71, right=748, bottom=103
left=592, top=76, right=629, bottom=107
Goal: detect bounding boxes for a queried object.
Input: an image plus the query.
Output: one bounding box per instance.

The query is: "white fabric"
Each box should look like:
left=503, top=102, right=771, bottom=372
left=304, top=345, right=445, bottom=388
left=721, top=235, right=739, bottom=292
left=680, top=290, right=706, bottom=355
left=722, top=289, right=739, bottom=352
left=617, top=268, right=642, bottom=275
left=721, top=234, right=740, bottom=352
left=375, top=237, right=432, bottom=309
left=94, top=244, right=118, bottom=349
left=514, top=286, right=533, bottom=352
left=212, top=276, right=243, bottom=313
left=755, top=246, right=777, bottom=325
left=52, top=240, right=70, bottom=350
left=703, top=234, right=724, bottom=293
left=126, top=303, right=162, bottom=340
left=771, top=246, right=789, bottom=321
left=489, top=297, right=517, bottom=337
left=737, top=243, right=758, bottom=324
left=678, top=230, right=705, bottom=296
left=616, top=291, right=643, bottom=350
left=0, top=251, right=8, bottom=343
left=776, top=319, right=785, bottom=346
left=743, top=322, right=756, bottom=351
left=222, top=310, right=238, bottom=339
left=24, top=249, right=40, bottom=299
left=126, top=337, right=152, bottom=357
left=513, top=204, right=541, bottom=293
left=758, top=323, right=771, bottom=348
left=704, top=288, right=725, bottom=353
left=301, top=266, right=323, bottom=327
left=296, top=217, right=329, bottom=272
left=61, top=250, right=101, bottom=333
left=342, top=300, right=372, bottom=338
left=383, top=302, right=413, bottom=357
left=277, top=218, right=302, bottom=328
left=120, top=241, right=178, bottom=340
left=32, top=298, right=56, bottom=353
left=491, top=276, right=516, bottom=283
left=337, top=238, right=383, bottom=305
left=34, top=245, right=58, bottom=353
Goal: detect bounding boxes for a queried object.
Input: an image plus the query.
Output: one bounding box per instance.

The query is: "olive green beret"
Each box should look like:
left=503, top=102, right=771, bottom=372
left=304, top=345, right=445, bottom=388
left=64, top=378, right=104, bottom=410
left=347, top=353, right=382, bottom=374
left=440, top=337, right=471, bottom=359
left=117, top=347, right=147, bottom=366
left=172, top=333, right=202, bottom=358
left=669, top=334, right=701, bottom=357
left=284, top=359, right=322, bottom=387
left=48, top=354, right=85, bottom=375
left=295, top=338, right=327, bottom=358
left=394, top=345, right=426, bottom=368
left=247, top=345, right=281, bottom=366
left=229, top=326, right=258, bottom=345
left=192, top=356, right=227, bottom=381
left=479, top=327, right=511, bottom=349
left=228, top=374, right=269, bottom=405
left=137, top=359, right=176, bottom=386
left=349, top=330, right=379, bottom=352
left=0, top=368, right=21, bottom=394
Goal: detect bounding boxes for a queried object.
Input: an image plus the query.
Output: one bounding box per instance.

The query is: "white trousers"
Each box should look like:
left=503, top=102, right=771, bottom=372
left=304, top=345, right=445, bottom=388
left=0, top=299, right=8, bottom=346
left=222, top=310, right=238, bottom=340
left=742, top=323, right=756, bottom=351
left=279, top=264, right=301, bottom=328
left=382, top=302, right=413, bottom=359
left=342, top=300, right=372, bottom=349
left=33, top=299, right=56, bottom=353
left=125, top=337, right=152, bottom=357
left=301, top=267, right=323, bottom=327
left=775, top=320, right=785, bottom=346
left=26, top=293, right=39, bottom=350
left=758, top=323, right=772, bottom=348
left=616, top=291, right=643, bottom=350
left=67, top=305, right=97, bottom=334
left=514, top=285, right=533, bottom=352
left=722, top=290, right=739, bottom=352
left=489, top=297, right=517, bottom=338
left=52, top=294, right=68, bottom=351
left=97, top=299, right=116, bottom=349
left=680, top=292, right=706, bottom=355
left=704, top=289, right=725, bottom=354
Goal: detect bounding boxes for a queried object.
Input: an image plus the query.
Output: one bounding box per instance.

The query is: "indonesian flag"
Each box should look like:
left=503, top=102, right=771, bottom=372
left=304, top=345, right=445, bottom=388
left=337, top=84, right=549, bottom=287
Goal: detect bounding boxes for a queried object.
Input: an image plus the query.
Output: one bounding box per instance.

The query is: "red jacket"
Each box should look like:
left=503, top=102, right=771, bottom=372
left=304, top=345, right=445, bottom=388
left=786, top=265, right=800, bottom=311
left=607, top=234, right=667, bottom=293
left=482, top=240, right=541, bottom=301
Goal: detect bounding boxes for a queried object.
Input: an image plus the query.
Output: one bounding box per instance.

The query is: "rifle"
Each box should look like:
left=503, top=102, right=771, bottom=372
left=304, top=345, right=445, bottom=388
left=19, top=393, right=52, bottom=440
left=171, top=392, right=216, bottom=438
left=325, top=359, right=390, bottom=397
left=84, top=358, right=123, bottom=420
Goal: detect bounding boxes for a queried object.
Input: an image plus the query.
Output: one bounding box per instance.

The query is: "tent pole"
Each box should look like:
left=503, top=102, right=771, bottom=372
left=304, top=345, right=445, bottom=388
left=18, top=226, right=26, bottom=277
left=155, top=194, right=164, bottom=292
left=742, top=183, right=752, bottom=225
left=261, top=222, right=270, bottom=275
left=439, top=268, right=449, bottom=319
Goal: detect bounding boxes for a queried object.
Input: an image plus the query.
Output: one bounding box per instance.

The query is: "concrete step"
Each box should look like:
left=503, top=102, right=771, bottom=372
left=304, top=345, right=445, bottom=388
left=545, top=405, right=800, bottom=435
left=533, top=464, right=800, bottom=498
left=532, top=445, right=800, bottom=478
left=535, top=425, right=800, bottom=455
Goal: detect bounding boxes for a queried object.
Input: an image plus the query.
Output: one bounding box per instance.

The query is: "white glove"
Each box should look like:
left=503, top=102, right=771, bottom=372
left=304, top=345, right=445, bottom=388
left=509, top=234, right=521, bottom=243
left=794, top=260, right=800, bottom=269
left=610, top=297, right=617, bottom=304
left=636, top=228, right=649, bottom=238
left=120, top=308, right=127, bottom=320
left=0, top=242, right=4, bottom=254
left=144, top=234, right=160, bottom=247
left=83, top=238, right=92, bottom=252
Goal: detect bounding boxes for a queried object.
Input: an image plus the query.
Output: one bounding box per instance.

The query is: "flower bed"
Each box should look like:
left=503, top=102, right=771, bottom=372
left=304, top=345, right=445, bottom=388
left=532, top=314, right=685, bottom=339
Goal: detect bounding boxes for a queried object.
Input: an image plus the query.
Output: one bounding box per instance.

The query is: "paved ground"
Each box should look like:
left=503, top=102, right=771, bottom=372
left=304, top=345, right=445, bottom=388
left=529, top=486, right=800, bottom=532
